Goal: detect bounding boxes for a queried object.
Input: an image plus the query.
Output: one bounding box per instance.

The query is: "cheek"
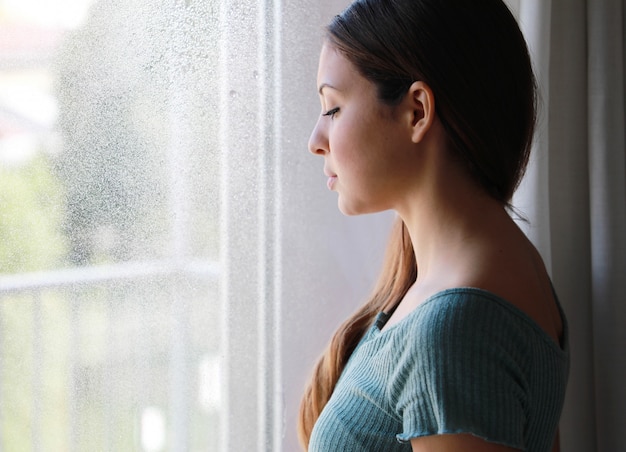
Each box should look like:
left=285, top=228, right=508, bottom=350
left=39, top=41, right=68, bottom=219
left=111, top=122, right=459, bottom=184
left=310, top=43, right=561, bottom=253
left=329, top=107, right=395, bottom=181
left=328, top=122, right=359, bottom=165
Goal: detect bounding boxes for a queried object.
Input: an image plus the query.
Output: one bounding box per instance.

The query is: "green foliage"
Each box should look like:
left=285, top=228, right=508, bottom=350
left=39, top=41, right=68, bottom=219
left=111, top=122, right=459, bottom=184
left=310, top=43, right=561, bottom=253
left=0, top=155, right=67, bottom=273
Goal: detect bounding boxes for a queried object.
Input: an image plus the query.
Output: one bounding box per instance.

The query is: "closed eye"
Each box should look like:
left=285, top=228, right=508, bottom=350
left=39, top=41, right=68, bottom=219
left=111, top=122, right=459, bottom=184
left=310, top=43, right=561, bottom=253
left=322, top=107, right=339, bottom=118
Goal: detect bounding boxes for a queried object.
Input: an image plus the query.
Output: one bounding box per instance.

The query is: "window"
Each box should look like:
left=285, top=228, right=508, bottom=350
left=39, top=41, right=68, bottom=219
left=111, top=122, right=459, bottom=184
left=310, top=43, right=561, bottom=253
left=0, top=0, right=391, bottom=450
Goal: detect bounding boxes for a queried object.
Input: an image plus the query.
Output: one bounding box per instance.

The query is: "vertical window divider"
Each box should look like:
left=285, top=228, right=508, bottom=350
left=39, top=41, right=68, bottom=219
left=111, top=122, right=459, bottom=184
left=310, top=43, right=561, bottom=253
left=257, top=0, right=283, bottom=450
left=166, top=3, right=193, bottom=450
left=218, top=0, right=283, bottom=449
left=218, top=0, right=265, bottom=450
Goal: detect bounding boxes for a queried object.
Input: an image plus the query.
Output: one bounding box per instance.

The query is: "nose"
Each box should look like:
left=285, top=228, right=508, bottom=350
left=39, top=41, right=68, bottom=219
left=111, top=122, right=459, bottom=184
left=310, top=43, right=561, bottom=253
left=308, top=117, right=329, bottom=156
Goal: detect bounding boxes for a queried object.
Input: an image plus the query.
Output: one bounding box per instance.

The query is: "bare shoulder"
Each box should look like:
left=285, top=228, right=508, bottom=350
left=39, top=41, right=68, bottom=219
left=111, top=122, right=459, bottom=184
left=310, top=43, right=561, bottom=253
left=385, top=209, right=564, bottom=346
left=463, top=225, right=564, bottom=346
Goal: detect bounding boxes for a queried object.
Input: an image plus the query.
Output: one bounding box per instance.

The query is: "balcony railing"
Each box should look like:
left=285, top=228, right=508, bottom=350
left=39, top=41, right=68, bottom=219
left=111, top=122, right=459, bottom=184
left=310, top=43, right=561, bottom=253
left=0, top=259, right=221, bottom=452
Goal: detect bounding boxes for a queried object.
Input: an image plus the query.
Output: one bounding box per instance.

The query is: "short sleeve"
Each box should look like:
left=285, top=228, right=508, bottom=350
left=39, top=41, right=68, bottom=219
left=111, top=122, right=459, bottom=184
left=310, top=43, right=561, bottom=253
left=391, top=292, right=531, bottom=449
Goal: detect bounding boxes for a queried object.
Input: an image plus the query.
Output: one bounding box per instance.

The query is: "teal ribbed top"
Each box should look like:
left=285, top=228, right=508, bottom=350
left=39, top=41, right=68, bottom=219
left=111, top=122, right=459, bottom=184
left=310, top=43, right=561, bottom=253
left=308, top=288, right=569, bottom=452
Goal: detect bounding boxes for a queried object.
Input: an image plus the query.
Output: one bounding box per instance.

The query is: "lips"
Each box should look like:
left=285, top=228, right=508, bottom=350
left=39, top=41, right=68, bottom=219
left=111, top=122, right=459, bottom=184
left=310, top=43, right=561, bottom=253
left=326, top=175, right=337, bottom=190
left=324, top=168, right=337, bottom=190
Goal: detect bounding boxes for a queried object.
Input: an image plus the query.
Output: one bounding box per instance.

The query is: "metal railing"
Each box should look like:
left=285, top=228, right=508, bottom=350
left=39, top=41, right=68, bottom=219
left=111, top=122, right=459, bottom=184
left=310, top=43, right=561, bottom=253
left=0, top=259, right=221, bottom=452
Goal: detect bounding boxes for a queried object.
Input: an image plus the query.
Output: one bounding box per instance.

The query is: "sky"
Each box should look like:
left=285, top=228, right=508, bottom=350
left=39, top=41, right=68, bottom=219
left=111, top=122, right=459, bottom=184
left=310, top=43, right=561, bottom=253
left=0, top=0, right=96, bottom=165
left=0, top=0, right=95, bottom=29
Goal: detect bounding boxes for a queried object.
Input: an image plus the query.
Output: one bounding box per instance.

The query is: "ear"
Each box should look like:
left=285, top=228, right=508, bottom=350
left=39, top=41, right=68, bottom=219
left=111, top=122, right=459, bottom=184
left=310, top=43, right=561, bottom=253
left=406, top=81, right=435, bottom=143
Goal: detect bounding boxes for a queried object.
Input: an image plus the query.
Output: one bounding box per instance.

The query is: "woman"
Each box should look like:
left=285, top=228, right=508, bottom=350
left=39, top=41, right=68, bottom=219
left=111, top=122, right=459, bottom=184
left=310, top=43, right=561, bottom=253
left=299, top=0, right=569, bottom=451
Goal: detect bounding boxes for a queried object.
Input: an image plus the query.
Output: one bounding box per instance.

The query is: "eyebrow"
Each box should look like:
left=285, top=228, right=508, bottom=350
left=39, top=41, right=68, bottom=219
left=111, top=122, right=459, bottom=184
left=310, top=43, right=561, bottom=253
left=318, top=83, right=339, bottom=95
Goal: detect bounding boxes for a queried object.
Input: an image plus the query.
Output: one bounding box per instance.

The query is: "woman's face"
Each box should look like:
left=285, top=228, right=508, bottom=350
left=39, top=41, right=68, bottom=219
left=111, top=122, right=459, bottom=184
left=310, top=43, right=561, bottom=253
left=308, top=44, right=420, bottom=216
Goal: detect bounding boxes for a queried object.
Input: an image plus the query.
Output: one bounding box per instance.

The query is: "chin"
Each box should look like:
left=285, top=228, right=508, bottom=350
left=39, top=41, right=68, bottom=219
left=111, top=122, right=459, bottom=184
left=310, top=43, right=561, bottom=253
left=337, top=197, right=380, bottom=217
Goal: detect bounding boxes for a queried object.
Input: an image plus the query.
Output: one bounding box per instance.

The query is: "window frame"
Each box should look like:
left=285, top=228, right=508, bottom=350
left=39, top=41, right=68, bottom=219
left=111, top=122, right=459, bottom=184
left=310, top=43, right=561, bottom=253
left=0, top=0, right=394, bottom=450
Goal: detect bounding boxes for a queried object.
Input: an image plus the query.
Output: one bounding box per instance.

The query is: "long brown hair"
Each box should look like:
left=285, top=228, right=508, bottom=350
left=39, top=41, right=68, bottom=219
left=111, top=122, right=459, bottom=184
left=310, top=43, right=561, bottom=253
left=298, top=217, right=416, bottom=444
left=298, top=0, right=537, bottom=447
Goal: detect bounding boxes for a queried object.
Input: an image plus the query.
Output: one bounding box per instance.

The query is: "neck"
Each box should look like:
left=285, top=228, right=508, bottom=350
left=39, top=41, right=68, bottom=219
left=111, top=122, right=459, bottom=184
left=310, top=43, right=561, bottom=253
left=395, top=161, right=513, bottom=287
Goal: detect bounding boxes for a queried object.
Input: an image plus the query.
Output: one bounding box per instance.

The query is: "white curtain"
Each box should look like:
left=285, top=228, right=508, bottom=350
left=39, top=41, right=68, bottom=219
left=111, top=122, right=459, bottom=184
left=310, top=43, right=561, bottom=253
left=511, top=1, right=626, bottom=451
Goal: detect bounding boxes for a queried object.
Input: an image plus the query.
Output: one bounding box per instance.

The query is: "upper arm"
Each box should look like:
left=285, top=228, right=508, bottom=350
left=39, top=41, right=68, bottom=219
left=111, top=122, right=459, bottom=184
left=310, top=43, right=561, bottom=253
left=394, top=297, right=528, bottom=448
left=410, top=433, right=522, bottom=452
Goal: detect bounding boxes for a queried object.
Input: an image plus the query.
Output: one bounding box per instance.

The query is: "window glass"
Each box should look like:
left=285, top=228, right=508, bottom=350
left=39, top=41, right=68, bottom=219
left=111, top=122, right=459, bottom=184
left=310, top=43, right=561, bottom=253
left=0, top=1, right=221, bottom=450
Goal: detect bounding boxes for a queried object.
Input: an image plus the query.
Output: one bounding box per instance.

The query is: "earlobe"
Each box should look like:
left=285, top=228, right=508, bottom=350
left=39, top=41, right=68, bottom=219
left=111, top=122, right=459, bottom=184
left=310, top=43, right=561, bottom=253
left=408, top=81, right=435, bottom=144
